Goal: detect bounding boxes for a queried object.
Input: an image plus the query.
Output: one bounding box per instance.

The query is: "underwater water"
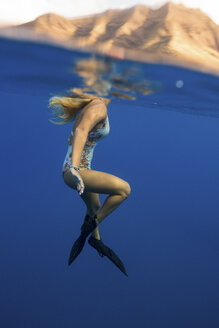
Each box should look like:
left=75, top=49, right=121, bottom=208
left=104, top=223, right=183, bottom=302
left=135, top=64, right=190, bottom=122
left=0, top=36, right=219, bottom=328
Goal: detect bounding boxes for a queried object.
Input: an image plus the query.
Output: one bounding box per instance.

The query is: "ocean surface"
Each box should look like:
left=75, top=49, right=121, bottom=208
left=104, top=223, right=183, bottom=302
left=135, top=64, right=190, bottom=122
left=0, top=36, right=219, bottom=328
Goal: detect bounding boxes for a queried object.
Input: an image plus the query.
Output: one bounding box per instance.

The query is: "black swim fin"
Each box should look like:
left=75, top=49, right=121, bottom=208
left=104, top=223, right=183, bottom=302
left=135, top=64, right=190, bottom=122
left=88, top=235, right=128, bottom=277
left=68, top=234, right=86, bottom=265
left=68, top=214, right=99, bottom=266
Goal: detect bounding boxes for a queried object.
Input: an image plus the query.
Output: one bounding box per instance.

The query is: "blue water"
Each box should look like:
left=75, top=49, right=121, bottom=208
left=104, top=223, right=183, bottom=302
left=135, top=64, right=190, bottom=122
left=0, top=36, right=219, bottom=328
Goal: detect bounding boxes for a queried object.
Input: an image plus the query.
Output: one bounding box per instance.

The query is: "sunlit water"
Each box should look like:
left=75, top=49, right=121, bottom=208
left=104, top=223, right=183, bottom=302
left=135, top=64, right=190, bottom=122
left=0, top=37, right=219, bottom=328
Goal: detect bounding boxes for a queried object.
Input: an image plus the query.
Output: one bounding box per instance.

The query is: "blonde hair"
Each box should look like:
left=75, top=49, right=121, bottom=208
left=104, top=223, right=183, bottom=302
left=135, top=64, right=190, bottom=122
left=48, top=92, right=111, bottom=125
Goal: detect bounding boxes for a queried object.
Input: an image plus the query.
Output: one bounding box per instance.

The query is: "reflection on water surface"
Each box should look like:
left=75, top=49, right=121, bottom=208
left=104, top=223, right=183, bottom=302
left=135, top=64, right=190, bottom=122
left=69, top=55, right=162, bottom=100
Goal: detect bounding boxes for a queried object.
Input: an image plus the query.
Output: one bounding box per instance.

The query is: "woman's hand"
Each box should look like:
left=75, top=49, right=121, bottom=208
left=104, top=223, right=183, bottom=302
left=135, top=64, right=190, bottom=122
left=69, top=167, right=85, bottom=195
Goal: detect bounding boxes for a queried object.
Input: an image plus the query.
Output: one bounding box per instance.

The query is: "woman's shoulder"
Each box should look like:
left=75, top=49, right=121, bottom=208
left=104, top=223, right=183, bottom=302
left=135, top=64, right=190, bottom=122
left=69, top=98, right=108, bottom=136
left=81, top=100, right=107, bottom=122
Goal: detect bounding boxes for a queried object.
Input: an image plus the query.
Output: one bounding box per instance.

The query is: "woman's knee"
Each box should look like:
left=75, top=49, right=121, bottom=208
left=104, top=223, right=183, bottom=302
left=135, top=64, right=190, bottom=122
left=119, top=182, right=131, bottom=199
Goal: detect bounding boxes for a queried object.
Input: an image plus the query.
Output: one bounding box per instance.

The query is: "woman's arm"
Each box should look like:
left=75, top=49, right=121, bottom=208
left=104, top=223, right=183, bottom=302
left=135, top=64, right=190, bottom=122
left=71, top=101, right=107, bottom=167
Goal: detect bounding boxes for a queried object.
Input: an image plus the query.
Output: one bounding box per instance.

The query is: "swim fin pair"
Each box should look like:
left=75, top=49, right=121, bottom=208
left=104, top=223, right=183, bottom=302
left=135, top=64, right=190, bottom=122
left=68, top=214, right=128, bottom=277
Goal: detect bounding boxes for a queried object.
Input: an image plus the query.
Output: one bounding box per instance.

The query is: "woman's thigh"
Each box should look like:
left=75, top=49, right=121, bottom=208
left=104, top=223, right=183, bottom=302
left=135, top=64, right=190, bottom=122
left=62, top=169, right=131, bottom=195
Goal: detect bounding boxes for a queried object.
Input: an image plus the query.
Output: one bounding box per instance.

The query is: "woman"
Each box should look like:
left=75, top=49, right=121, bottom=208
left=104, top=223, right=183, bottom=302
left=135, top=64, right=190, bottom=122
left=49, top=92, right=131, bottom=276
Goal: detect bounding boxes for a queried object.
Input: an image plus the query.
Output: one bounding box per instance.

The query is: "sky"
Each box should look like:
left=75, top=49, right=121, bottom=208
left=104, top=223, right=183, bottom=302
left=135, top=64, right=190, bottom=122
left=0, top=0, right=219, bottom=26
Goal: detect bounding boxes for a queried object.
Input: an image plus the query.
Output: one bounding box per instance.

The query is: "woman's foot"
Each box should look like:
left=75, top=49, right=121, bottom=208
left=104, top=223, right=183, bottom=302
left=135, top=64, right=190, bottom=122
left=88, top=235, right=128, bottom=277
left=68, top=214, right=99, bottom=266
left=80, top=214, right=99, bottom=237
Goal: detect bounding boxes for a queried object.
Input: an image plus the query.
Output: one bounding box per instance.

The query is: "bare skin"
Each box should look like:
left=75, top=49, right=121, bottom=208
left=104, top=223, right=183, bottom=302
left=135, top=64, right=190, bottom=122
left=62, top=98, right=131, bottom=240
left=63, top=168, right=131, bottom=239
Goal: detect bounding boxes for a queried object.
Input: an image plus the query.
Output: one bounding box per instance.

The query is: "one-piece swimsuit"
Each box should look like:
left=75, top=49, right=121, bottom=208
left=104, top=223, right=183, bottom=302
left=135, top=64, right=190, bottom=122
left=62, top=110, right=110, bottom=174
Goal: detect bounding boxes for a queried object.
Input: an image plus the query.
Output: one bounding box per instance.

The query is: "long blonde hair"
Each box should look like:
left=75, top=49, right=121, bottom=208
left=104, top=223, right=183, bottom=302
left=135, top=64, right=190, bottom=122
left=48, top=92, right=111, bottom=125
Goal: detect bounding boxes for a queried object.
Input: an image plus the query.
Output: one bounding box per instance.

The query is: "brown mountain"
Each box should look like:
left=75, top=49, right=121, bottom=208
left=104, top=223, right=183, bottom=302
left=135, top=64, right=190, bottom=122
left=1, top=2, right=219, bottom=75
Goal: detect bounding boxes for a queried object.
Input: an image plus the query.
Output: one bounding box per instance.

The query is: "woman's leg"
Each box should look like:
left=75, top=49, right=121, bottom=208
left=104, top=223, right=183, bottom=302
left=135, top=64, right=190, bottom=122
left=63, top=169, right=131, bottom=224
left=80, top=190, right=101, bottom=240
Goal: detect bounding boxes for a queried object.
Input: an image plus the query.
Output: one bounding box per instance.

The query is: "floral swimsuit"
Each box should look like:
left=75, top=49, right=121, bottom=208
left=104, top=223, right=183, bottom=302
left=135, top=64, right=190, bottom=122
left=62, top=114, right=110, bottom=174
